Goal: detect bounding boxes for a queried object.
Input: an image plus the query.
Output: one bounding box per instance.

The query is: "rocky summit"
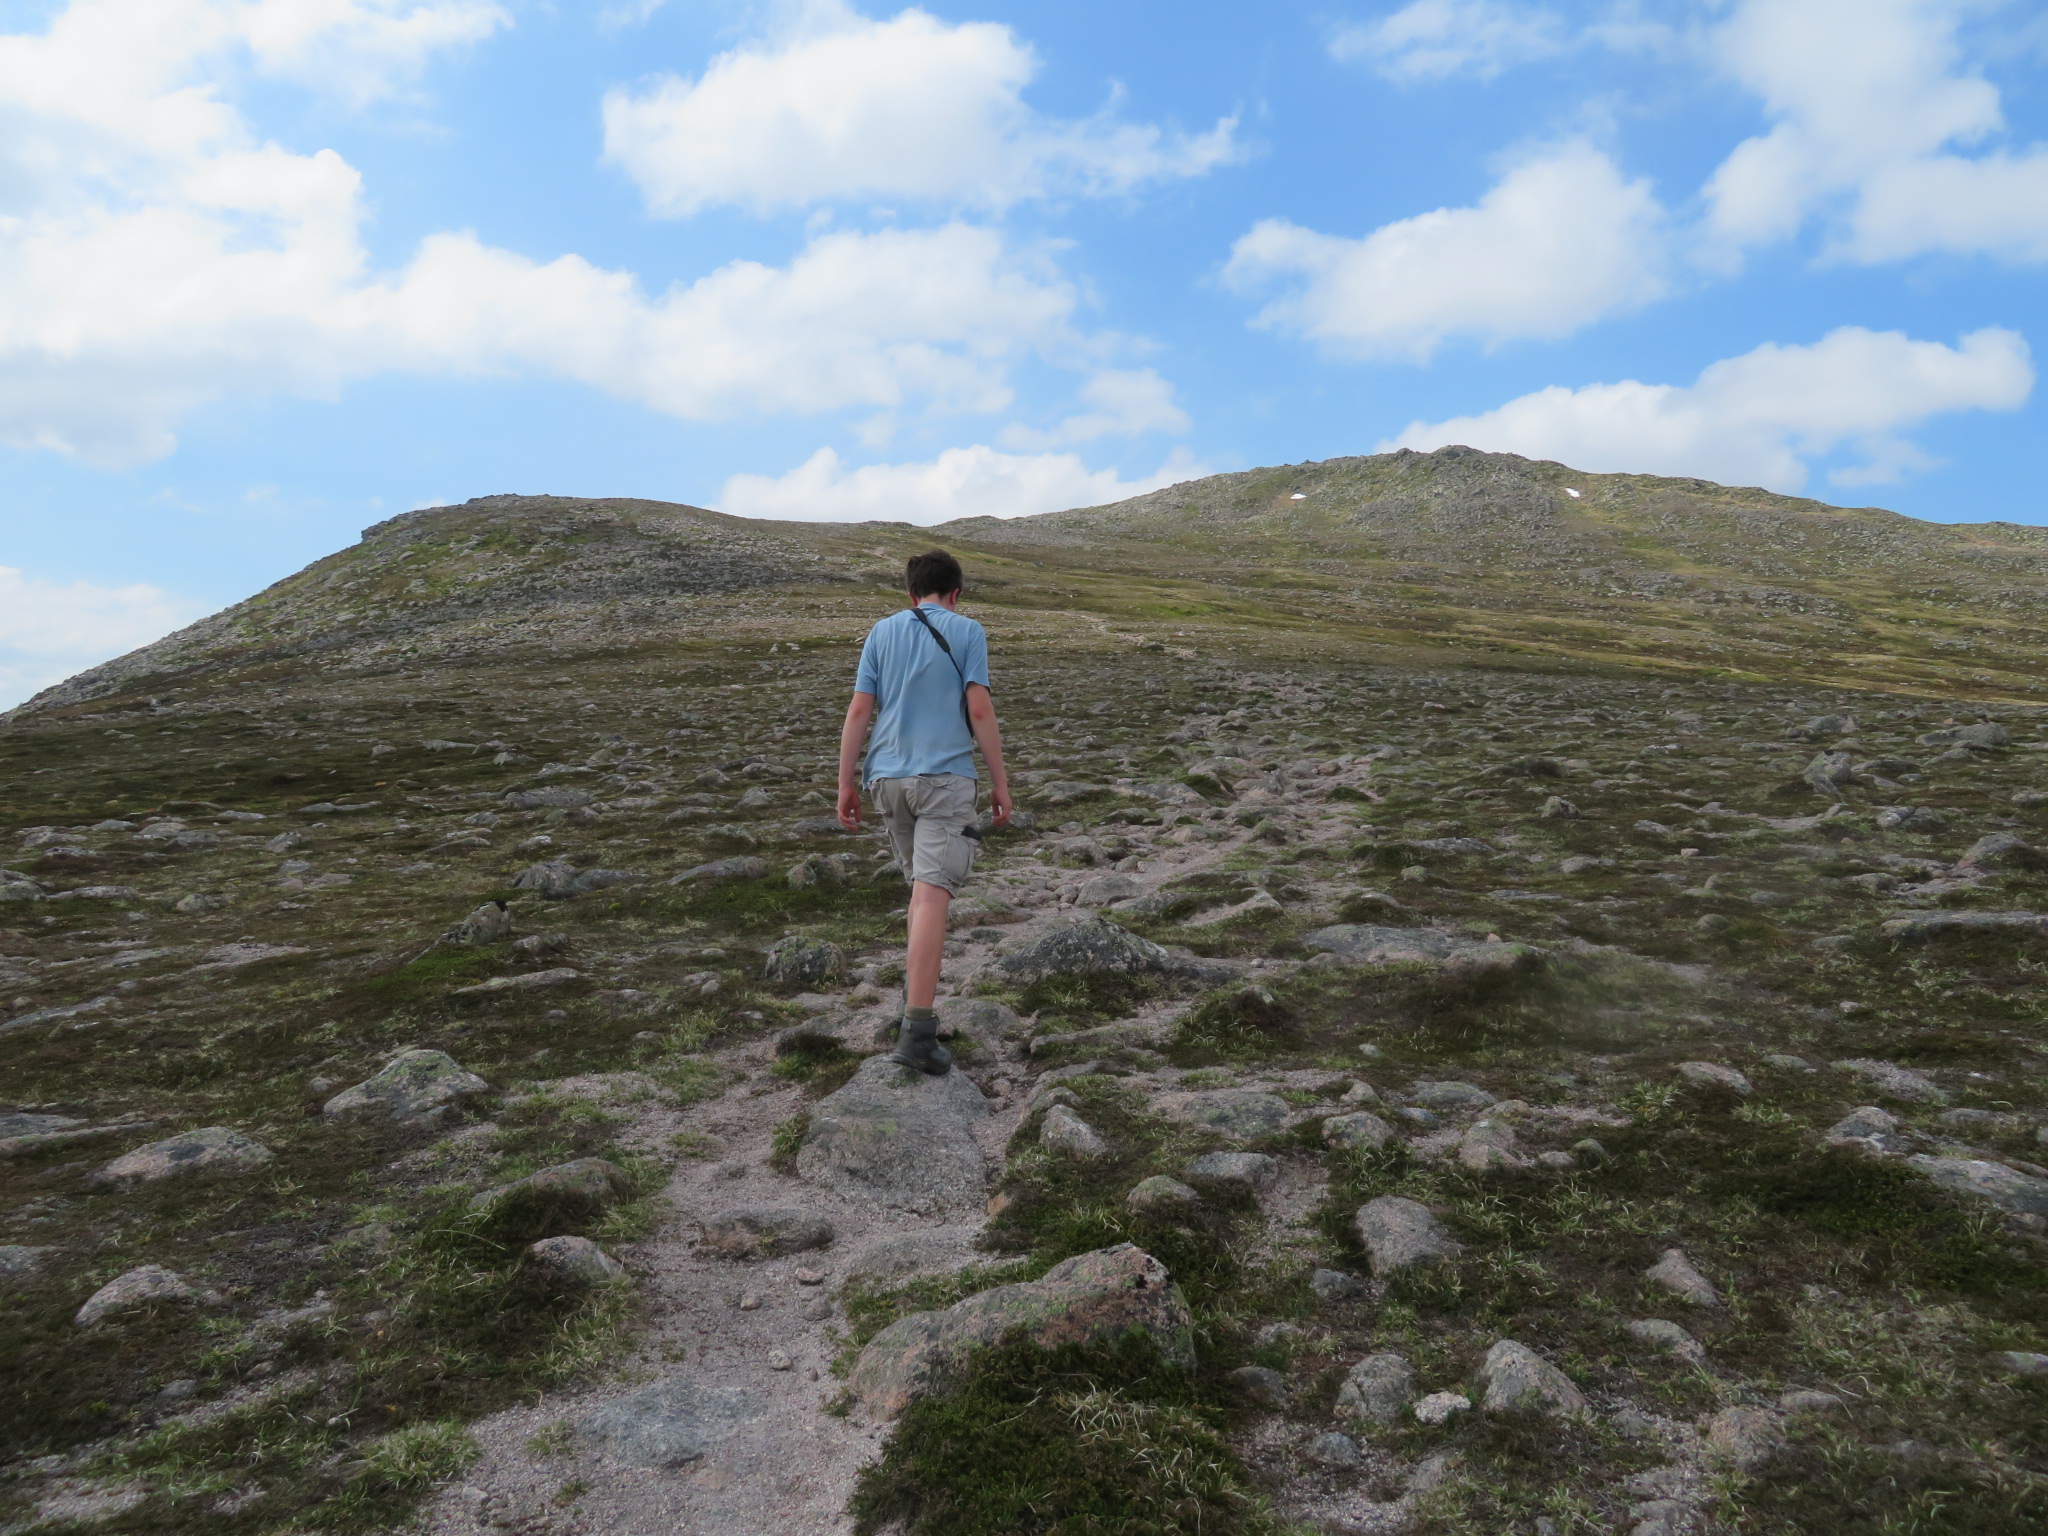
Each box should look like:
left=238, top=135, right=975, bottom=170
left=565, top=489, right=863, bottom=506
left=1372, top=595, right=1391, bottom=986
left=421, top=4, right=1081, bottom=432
left=1, top=444, right=2045, bottom=1536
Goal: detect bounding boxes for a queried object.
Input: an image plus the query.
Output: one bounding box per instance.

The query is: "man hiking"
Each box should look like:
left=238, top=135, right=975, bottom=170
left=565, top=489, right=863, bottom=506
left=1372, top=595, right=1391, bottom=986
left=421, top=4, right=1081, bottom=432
left=836, top=549, right=1012, bottom=1075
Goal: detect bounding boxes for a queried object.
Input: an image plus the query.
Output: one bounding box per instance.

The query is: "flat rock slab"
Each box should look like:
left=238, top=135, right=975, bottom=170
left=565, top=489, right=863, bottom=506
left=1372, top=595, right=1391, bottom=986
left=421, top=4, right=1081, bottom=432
left=1908, top=1156, right=2048, bottom=1216
left=96, top=1127, right=272, bottom=1187
left=1355, top=1196, right=1463, bottom=1275
left=798, top=1055, right=990, bottom=1214
left=843, top=1226, right=985, bottom=1287
left=1303, top=924, right=1544, bottom=975
left=1833, top=1058, right=1946, bottom=1104
left=851, top=1243, right=1193, bottom=1419
left=577, top=1378, right=765, bottom=1468
left=699, top=1207, right=834, bottom=1260
left=1879, top=910, right=2048, bottom=941
left=1183, top=1151, right=1278, bottom=1196
left=1149, top=1089, right=1289, bottom=1140
left=323, top=1049, right=488, bottom=1123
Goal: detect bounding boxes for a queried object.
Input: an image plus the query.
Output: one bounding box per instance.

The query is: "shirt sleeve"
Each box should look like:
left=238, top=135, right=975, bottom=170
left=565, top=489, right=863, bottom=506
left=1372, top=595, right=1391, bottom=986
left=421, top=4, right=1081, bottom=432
left=960, top=622, right=991, bottom=689
left=853, top=627, right=881, bottom=696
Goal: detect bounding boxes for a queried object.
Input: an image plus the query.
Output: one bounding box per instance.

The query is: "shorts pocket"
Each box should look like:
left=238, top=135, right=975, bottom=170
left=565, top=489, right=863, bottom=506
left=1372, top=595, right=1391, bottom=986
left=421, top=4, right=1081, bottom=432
left=939, top=824, right=977, bottom=886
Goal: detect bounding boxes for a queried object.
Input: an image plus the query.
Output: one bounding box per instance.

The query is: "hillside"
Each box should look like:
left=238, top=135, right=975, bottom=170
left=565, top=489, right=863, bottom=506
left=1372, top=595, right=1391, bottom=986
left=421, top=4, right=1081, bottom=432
left=2, top=446, right=2046, bottom=1536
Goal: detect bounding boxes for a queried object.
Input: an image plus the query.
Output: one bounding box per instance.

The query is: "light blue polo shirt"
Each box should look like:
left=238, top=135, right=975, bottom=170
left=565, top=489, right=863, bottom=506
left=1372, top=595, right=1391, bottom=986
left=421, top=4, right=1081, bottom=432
left=854, top=603, right=991, bottom=784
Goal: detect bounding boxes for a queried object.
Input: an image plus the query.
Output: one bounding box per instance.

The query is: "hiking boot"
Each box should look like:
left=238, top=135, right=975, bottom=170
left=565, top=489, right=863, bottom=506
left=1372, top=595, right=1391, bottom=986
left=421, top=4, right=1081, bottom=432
left=887, top=1016, right=952, bottom=1076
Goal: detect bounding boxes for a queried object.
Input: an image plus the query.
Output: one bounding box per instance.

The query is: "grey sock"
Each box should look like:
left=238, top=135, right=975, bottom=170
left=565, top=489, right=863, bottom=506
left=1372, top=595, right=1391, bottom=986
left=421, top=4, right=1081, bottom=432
left=904, top=1006, right=937, bottom=1024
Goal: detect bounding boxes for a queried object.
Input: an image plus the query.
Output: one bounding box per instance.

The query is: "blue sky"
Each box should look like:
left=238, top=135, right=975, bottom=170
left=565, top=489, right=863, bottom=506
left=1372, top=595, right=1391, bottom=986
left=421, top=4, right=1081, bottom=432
left=1, top=0, right=2045, bottom=706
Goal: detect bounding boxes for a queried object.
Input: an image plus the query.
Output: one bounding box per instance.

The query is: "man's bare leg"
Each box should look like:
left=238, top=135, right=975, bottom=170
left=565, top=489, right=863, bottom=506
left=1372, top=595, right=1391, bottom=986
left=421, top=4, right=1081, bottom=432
left=890, top=880, right=954, bottom=1074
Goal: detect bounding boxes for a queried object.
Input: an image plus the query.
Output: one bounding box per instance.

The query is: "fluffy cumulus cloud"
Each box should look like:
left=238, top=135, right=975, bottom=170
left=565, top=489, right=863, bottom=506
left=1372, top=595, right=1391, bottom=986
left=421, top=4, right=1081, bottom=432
left=1328, top=0, right=1566, bottom=82
left=1704, top=0, right=2048, bottom=263
left=601, top=1, right=1240, bottom=216
left=0, top=566, right=204, bottom=710
left=719, top=444, right=1206, bottom=524
left=1381, top=326, right=2034, bottom=490
left=997, top=368, right=1190, bottom=449
left=0, top=1, right=1105, bottom=465
left=1224, top=143, right=1666, bottom=360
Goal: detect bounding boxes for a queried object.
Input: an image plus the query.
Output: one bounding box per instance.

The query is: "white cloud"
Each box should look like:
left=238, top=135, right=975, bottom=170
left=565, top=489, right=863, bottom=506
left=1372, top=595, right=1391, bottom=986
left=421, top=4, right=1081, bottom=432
left=1380, top=326, right=2034, bottom=490
left=1329, top=0, right=1566, bottom=81
left=719, top=444, right=1207, bottom=524
left=1703, top=0, right=2048, bottom=264
left=997, top=368, right=1190, bottom=449
left=0, top=2, right=1096, bottom=464
left=0, top=565, right=205, bottom=711
left=1224, top=143, right=1666, bottom=360
left=601, top=1, right=1241, bottom=216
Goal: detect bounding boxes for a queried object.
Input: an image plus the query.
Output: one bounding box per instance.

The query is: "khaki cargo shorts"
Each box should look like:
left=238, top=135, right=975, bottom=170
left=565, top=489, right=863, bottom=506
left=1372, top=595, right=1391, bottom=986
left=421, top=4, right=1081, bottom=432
left=870, top=773, right=979, bottom=892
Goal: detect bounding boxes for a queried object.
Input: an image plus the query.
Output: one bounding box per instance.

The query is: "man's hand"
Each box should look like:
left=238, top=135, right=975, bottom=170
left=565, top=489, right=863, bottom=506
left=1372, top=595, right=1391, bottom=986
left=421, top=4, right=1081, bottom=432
left=837, top=783, right=863, bottom=831
left=988, top=785, right=1012, bottom=828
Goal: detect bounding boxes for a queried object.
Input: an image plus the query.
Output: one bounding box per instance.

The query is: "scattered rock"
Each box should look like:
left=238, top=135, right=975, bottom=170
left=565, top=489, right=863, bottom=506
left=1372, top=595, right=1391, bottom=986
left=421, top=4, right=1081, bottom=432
left=669, top=856, right=769, bottom=885
left=505, top=787, right=596, bottom=811
left=1040, top=1104, right=1109, bottom=1158
left=74, top=1265, right=216, bottom=1327
left=1474, top=1339, right=1587, bottom=1418
left=1957, top=832, right=2046, bottom=871
left=1676, top=1061, right=1754, bottom=1095
left=1323, top=1110, right=1394, bottom=1151
left=1410, top=1080, right=1497, bottom=1113
left=469, top=1157, right=632, bottom=1228
left=798, top=1055, right=991, bottom=1212
left=1876, top=805, right=1948, bottom=832
left=1413, top=1391, right=1471, bottom=1426
left=1987, top=1350, right=2048, bottom=1379
left=1878, top=909, right=2048, bottom=941
left=851, top=1243, right=1194, bottom=1419
left=1626, top=1319, right=1707, bottom=1364
left=1125, top=1175, right=1200, bottom=1215
left=1306, top=1431, right=1361, bottom=1470
left=577, top=1378, right=764, bottom=1468
left=1779, top=1389, right=1846, bottom=1413
left=1918, top=721, right=2011, bottom=750
left=1226, top=1365, right=1289, bottom=1407
left=762, top=936, right=845, bottom=986
left=1826, top=1105, right=1910, bottom=1154
left=1354, top=1196, right=1463, bottom=1275
left=1834, top=1057, right=1946, bottom=1104
left=842, top=1227, right=982, bottom=1286
left=1182, top=1151, right=1277, bottom=1196
left=1303, top=924, right=1543, bottom=976
left=991, top=915, right=1177, bottom=985
left=699, top=1207, right=835, bottom=1259
left=0, top=1244, right=55, bottom=1284
left=452, top=967, right=580, bottom=995
left=437, top=900, right=512, bottom=946
left=1702, top=1405, right=1787, bottom=1471
left=1075, top=873, right=1145, bottom=908
left=1457, top=1116, right=1527, bottom=1172
left=1310, top=1268, right=1364, bottom=1303
left=96, top=1127, right=273, bottom=1187
left=1336, top=1352, right=1416, bottom=1426
left=1644, top=1247, right=1721, bottom=1307
left=1906, top=1155, right=2048, bottom=1216
left=321, top=1049, right=488, bottom=1124
left=1539, top=795, right=1579, bottom=819
left=526, top=1236, right=627, bottom=1288
left=1149, top=1088, right=1289, bottom=1140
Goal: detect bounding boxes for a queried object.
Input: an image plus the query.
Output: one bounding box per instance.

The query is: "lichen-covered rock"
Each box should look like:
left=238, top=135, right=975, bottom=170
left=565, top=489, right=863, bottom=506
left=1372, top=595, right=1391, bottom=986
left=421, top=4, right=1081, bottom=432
left=1336, top=1352, right=1416, bottom=1426
left=577, top=1378, right=764, bottom=1468
left=438, top=900, right=512, bottom=945
left=96, top=1127, right=273, bottom=1187
left=0, top=1244, right=55, bottom=1284
left=1323, top=1111, right=1394, bottom=1151
left=1878, top=909, right=2048, bottom=941
left=991, top=915, right=1176, bottom=985
left=798, top=1055, right=990, bottom=1213
left=469, top=1157, right=632, bottom=1233
left=699, top=1207, right=834, bottom=1259
left=1182, top=1151, right=1278, bottom=1196
left=1303, top=924, right=1543, bottom=976
left=451, top=967, right=580, bottom=995
left=851, top=1244, right=1193, bottom=1419
left=1907, top=1155, right=2048, bottom=1216
left=1833, top=1057, right=1946, bottom=1103
left=1702, top=1405, right=1787, bottom=1471
left=1474, top=1339, right=1586, bottom=1418
left=1826, top=1105, right=1910, bottom=1154
left=1041, top=1104, right=1108, bottom=1158
left=1125, top=1175, right=1200, bottom=1215
left=669, top=856, right=769, bottom=885
left=510, top=860, right=580, bottom=898
left=1409, top=1080, right=1498, bottom=1113
left=505, top=787, right=595, bottom=811
left=1354, top=1196, right=1463, bottom=1275
left=1626, top=1318, right=1707, bottom=1363
left=1149, top=1088, right=1289, bottom=1140
left=74, top=1265, right=217, bottom=1326
left=527, top=1236, right=628, bottom=1288
left=762, top=936, right=845, bottom=986
left=1676, top=1061, right=1754, bottom=1095
left=1457, top=1117, right=1526, bottom=1172
left=322, top=1049, right=488, bottom=1124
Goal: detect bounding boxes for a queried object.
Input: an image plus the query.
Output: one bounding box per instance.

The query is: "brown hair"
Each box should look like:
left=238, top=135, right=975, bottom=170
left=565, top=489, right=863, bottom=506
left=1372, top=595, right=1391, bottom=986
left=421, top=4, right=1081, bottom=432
left=905, top=549, right=964, bottom=600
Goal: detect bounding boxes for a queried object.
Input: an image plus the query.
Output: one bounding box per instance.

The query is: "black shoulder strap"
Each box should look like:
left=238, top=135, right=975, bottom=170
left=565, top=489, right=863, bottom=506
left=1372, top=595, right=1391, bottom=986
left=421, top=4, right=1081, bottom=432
left=906, top=605, right=972, bottom=726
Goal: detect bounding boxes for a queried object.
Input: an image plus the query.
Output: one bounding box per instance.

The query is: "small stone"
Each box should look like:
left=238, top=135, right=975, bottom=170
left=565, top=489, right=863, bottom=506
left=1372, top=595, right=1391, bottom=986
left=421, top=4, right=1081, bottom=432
left=1125, top=1175, right=1200, bottom=1216
left=768, top=1349, right=793, bottom=1371
left=799, top=1296, right=833, bottom=1322
left=1676, top=1061, right=1754, bottom=1095
left=1335, top=1352, right=1416, bottom=1426
left=1833, top=1058, right=1946, bottom=1104
left=1409, top=1080, right=1497, bottom=1113
left=1474, top=1339, right=1586, bottom=1418
left=1536, top=1150, right=1577, bottom=1171
left=74, top=1265, right=214, bottom=1327
left=1354, top=1196, right=1463, bottom=1275
left=1539, top=795, right=1579, bottom=819
left=526, top=1236, right=627, bottom=1289
left=762, top=937, right=846, bottom=987
left=1310, top=1268, right=1364, bottom=1303
left=1182, top=1151, right=1278, bottom=1196
left=1040, top=1104, right=1109, bottom=1158
left=96, top=1127, right=273, bottom=1187
left=1323, top=1110, right=1394, bottom=1151
left=1826, top=1105, right=1909, bottom=1153
left=1457, top=1116, right=1526, bottom=1172
left=1988, top=1351, right=2048, bottom=1378
left=1226, top=1364, right=1289, bottom=1407
left=699, top=1207, right=834, bottom=1260
left=1763, top=1053, right=1814, bottom=1072
left=1779, top=1389, right=1846, bottom=1413
left=1644, top=1247, right=1721, bottom=1307
left=322, top=1049, right=489, bottom=1124
left=738, top=1292, right=762, bottom=1311
left=1571, top=1137, right=1610, bottom=1164
left=470, top=1157, right=632, bottom=1226
left=1306, top=1431, right=1360, bottom=1470
left=1626, top=1318, right=1707, bottom=1363
left=1702, top=1405, right=1787, bottom=1471
left=1412, top=1391, right=1471, bottom=1426
left=794, top=1267, right=826, bottom=1286
left=0, top=1244, right=55, bottom=1284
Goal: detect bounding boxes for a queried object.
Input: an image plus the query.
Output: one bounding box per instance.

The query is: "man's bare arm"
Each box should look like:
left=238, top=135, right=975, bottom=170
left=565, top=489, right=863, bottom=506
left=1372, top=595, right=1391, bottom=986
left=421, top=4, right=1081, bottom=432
left=837, top=691, right=877, bottom=829
left=966, top=684, right=1011, bottom=827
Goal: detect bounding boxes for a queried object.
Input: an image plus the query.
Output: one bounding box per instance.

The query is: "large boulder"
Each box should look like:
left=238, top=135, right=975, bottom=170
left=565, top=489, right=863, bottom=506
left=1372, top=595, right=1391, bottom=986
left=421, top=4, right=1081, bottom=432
left=1354, top=1196, right=1463, bottom=1276
left=577, top=1378, right=764, bottom=1468
left=797, top=1055, right=991, bottom=1213
left=851, top=1244, right=1194, bottom=1419
left=1303, top=924, right=1544, bottom=976
left=95, top=1127, right=273, bottom=1188
left=322, top=1049, right=488, bottom=1124
left=1474, top=1339, right=1586, bottom=1418
left=991, top=915, right=1177, bottom=985
left=698, top=1207, right=834, bottom=1259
